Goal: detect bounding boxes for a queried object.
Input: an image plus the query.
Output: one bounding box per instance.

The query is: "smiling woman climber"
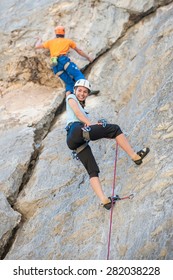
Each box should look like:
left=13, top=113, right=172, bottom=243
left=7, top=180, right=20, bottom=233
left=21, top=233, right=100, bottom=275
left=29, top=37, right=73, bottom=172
left=66, top=79, right=150, bottom=210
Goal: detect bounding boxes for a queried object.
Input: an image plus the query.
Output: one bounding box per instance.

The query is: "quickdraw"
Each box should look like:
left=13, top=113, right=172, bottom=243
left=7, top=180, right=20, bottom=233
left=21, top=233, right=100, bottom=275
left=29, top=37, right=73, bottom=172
left=113, top=194, right=134, bottom=201
left=98, top=118, right=107, bottom=127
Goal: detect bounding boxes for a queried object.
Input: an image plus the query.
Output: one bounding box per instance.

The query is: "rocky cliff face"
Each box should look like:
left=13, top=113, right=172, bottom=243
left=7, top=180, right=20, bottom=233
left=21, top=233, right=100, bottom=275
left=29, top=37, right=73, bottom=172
left=0, top=0, right=173, bottom=260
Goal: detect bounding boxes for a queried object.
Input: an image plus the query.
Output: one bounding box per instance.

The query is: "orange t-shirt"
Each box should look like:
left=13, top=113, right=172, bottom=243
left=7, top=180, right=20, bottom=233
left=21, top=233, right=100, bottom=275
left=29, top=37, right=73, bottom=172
left=42, top=38, right=76, bottom=57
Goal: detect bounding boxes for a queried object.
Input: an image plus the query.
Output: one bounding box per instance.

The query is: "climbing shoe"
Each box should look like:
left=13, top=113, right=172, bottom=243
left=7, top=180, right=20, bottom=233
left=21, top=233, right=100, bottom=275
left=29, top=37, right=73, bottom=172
left=103, top=195, right=120, bottom=210
left=133, top=147, right=150, bottom=165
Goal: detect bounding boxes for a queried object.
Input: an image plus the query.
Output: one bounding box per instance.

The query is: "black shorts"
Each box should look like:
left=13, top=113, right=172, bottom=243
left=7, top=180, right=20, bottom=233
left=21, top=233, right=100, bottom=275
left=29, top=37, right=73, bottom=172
left=66, top=122, right=122, bottom=178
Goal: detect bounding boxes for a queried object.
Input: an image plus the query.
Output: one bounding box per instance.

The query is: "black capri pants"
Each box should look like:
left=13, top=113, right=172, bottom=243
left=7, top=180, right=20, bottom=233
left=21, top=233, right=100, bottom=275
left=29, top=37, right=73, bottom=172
left=66, top=122, right=122, bottom=178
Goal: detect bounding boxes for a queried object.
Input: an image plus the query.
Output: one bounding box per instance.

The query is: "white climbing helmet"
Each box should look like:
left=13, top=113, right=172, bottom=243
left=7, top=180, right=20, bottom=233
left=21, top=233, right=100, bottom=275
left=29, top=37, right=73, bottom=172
left=74, top=79, right=91, bottom=93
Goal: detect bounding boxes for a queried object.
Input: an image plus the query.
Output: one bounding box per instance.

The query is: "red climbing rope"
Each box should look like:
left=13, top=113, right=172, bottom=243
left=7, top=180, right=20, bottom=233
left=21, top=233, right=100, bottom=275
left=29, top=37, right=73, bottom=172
left=106, top=144, right=134, bottom=259
left=107, top=142, right=118, bottom=260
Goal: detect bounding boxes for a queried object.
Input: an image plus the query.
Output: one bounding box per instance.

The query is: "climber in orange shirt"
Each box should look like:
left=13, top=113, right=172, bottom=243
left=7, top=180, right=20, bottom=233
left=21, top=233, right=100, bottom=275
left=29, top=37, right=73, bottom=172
left=35, top=26, right=93, bottom=96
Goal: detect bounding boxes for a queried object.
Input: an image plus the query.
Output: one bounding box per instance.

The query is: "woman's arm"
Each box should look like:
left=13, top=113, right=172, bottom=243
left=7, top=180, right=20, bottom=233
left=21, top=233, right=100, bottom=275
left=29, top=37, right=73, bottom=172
left=68, top=98, right=91, bottom=126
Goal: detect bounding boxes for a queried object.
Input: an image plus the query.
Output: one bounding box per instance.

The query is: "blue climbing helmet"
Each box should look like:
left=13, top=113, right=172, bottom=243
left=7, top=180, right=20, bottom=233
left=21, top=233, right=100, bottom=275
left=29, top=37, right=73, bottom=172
left=74, top=79, right=92, bottom=93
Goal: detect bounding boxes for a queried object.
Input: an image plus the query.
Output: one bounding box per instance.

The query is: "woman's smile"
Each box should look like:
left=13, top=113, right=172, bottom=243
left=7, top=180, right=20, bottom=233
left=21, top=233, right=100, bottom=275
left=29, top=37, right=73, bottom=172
left=75, top=86, right=89, bottom=101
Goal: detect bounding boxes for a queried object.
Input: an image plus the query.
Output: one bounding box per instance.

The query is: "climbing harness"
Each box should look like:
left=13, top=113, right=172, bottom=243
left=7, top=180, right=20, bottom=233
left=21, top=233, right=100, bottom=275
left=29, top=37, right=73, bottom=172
left=51, top=55, right=70, bottom=76
left=55, top=61, right=70, bottom=76
left=72, top=126, right=91, bottom=159
left=107, top=143, right=134, bottom=260
left=72, top=142, right=88, bottom=160
left=65, top=123, right=90, bottom=160
left=81, top=126, right=91, bottom=141
left=67, top=120, right=107, bottom=160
